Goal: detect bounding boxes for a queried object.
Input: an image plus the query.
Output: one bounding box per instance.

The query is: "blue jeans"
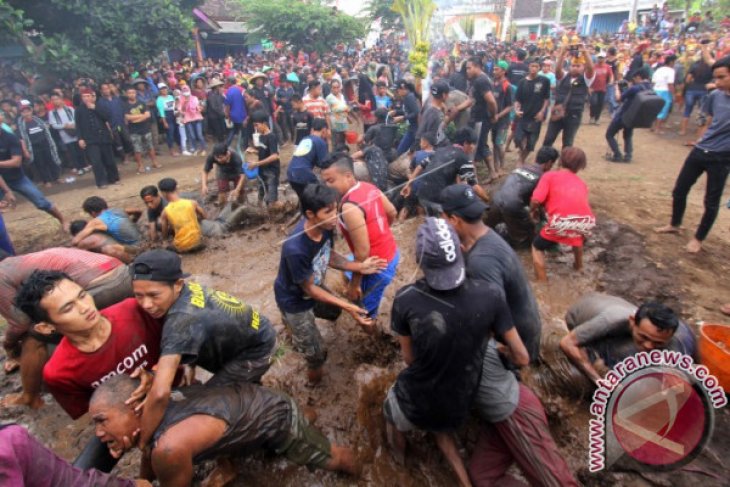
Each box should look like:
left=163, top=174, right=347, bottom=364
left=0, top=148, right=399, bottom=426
left=346, top=250, right=400, bottom=317
left=185, top=120, right=206, bottom=152
left=0, top=213, right=14, bottom=255
left=683, top=90, right=706, bottom=118
left=606, top=83, right=619, bottom=115
left=0, top=175, right=53, bottom=211
left=397, top=126, right=417, bottom=156
left=163, top=111, right=177, bottom=149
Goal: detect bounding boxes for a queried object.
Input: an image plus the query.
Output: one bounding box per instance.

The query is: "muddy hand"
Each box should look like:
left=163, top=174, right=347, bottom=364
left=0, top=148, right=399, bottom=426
left=349, top=306, right=374, bottom=329
left=360, top=256, right=388, bottom=275
left=109, top=429, right=138, bottom=458
left=126, top=367, right=153, bottom=408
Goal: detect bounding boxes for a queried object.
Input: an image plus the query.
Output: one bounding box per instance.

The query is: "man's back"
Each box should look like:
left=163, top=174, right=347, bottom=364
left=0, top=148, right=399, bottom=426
left=161, top=282, right=276, bottom=373
left=339, top=181, right=397, bottom=262
left=163, top=199, right=202, bottom=251
left=418, top=145, right=473, bottom=202
left=154, top=382, right=292, bottom=463
left=98, top=209, right=141, bottom=245
left=493, top=165, right=544, bottom=211
left=465, top=230, right=542, bottom=361
left=391, top=278, right=514, bottom=431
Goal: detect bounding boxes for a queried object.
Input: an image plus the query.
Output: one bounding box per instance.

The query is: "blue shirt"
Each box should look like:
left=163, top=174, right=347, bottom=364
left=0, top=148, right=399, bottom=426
left=97, top=209, right=141, bottom=245
left=97, top=96, right=126, bottom=128
left=375, top=95, right=392, bottom=110
left=286, top=135, right=329, bottom=184
left=274, top=218, right=333, bottom=313
left=224, top=86, right=247, bottom=123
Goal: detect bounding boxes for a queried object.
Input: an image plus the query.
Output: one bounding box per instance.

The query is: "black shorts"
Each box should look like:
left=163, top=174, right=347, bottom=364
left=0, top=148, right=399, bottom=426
left=532, top=234, right=559, bottom=251
left=514, top=119, right=542, bottom=152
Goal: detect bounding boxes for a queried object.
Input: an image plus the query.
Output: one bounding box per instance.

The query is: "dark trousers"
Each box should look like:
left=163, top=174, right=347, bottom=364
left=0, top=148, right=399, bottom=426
left=163, top=111, right=177, bottom=149
left=543, top=111, right=582, bottom=148
left=589, top=91, right=606, bottom=121
left=605, top=117, right=634, bottom=158
left=85, top=143, right=119, bottom=187
left=208, top=114, right=226, bottom=142
left=225, top=121, right=248, bottom=155
left=31, top=145, right=60, bottom=183
left=258, top=164, right=280, bottom=204
left=670, top=148, right=730, bottom=241
left=72, top=436, right=118, bottom=473
left=278, top=111, right=293, bottom=142
left=64, top=141, right=86, bottom=170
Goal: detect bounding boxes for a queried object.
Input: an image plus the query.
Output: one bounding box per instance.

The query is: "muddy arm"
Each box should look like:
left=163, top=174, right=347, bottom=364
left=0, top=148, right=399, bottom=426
left=559, top=332, right=601, bottom=385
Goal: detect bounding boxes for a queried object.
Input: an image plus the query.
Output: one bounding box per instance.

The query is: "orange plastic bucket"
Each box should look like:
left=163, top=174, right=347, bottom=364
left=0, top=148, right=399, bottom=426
left=345, top=130, right=358, bottom=144
left=699, top=323, right=730, bottom=392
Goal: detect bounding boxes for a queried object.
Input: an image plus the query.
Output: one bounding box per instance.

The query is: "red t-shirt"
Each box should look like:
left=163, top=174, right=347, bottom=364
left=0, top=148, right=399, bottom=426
left=338, top=182, right=398, bottom=262
left=592, top=64, right=612, bottom=92
left=43, top=298, right=163, bottom=419
left=531, top=170, right=595, bottom=247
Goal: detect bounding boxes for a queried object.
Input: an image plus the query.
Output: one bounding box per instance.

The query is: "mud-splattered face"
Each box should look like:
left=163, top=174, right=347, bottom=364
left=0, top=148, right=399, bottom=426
left=89, top=402, right=139, bottom=455
left=630, top=317, right=675, bottom=352
left=132, top=279, right=183, bottom=319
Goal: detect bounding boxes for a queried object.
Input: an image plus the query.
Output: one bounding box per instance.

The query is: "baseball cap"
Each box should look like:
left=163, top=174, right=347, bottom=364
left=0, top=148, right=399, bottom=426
left=157, top=82, right=168, bottom=89
left=416, top=217, right=466, bottom=291
left=19, top=99, right=32, bottom=109
left=130, top=249, right=190, bottom=282
left=431, top=80, right=450, bottom=98
left=497, top=60, right=509, bottom=70
left=440, top=184, right=488, bottom=220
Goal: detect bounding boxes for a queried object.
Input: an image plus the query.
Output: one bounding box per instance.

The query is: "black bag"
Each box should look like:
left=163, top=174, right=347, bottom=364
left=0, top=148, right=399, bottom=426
left=621, top=90, right=665, bottom=128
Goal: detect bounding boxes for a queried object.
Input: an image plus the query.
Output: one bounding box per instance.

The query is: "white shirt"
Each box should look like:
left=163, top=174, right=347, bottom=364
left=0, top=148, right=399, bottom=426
left=652, top=66, right=675, bottom=91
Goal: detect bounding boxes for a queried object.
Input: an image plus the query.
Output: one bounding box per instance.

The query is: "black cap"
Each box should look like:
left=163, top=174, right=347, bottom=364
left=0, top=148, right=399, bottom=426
left=440, top=184, right=488, bottom=220
left=430, top=80, right=450, bottom=98
left=416, top=217, right=466, bottom=291
left=130, top=249, right=190, bottom=282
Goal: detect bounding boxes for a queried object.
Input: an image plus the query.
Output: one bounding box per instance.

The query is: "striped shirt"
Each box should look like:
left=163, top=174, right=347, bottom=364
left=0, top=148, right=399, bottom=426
left=302, top=95, right=329, bottom=120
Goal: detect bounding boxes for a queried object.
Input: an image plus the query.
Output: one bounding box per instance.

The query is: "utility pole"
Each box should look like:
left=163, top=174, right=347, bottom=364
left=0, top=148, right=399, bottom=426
left=630, top=0, right=640, bottom=23
left=555, top=0, right=564, bottom=27
left=538, top=0, right=545, bottom=36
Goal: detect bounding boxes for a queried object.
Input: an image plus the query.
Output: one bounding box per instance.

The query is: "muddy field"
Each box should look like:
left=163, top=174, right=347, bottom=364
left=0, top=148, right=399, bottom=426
left=1, top=107, right=729, bottom=486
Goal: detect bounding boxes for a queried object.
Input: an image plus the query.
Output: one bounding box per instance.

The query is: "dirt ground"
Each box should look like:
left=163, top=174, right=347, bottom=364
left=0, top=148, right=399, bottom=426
left=1, top=106, right=728, bottom=486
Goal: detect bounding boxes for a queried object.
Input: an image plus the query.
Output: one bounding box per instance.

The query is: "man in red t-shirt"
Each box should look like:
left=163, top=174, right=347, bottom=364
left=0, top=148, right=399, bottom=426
left=322, top=155, right=399, bottom=321
left=13, top=270, right=163, bottom=472
left=530, top=147, right=595, bottom=281
left=0, top=247, right=133, bottom=409
left=588, top=54, right=613, bottom=125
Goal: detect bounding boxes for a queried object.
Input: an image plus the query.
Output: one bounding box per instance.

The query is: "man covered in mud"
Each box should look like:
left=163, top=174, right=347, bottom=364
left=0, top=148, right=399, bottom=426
left=560, top=293, right=697, bottom=384
left=139, top=185, right=166, bottom=241
left=275, top=183, right=387, bottom=384
left=72, top=196, right=143, bottom=247
left=0, top=247, right=132, bottom=409
left=441, top=184, right=543, bottom=362
left=486, top=146, right=559, bottom=248
left=89, top=374, right=358, bottom=485
left=383, top=218, right=529, bottom=487
left=13, top=270, right=161, bottom=472
left=321, top=155, right=399, bottom=319
left=130, top=249, right=277, bottom=449
left=69, top=219, right=138, bottom=264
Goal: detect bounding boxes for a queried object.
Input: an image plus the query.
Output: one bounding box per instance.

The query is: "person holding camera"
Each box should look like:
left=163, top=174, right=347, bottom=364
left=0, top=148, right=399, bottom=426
left=604, top=67, right=652, bottom=163
left=542, top=44, right=595, bottom=149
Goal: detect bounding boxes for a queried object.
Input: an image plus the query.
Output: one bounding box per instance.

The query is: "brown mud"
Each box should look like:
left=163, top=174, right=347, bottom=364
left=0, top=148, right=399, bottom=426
left=1, top=110, right=729, bottom=485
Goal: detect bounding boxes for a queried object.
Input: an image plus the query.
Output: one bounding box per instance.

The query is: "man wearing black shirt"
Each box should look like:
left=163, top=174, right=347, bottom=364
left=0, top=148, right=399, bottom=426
left=451, top=57, right=498, bottom=177
left=247, top=111, right=281, bottom=208
left=404, top=128, right=488, bottom=216
left=139, top=185, right=167, bottom=241
left=383, top=217, right=529, bottom=485
left=123, top=86, right=159, bottom=175
left=442, top=184, right=543, bottom=362
left=201, top=143, right=245, bottom=205
left=75, top=88, right=120, bottom=188
left=507, top=50, right=529, bottom=86
left=486, top=146, right=558, bottom=247
left=290, top=94, right=314, bottom=145
left=680, top=58, right=713, bottom=136
left=514, top=60, right=551, bottom=165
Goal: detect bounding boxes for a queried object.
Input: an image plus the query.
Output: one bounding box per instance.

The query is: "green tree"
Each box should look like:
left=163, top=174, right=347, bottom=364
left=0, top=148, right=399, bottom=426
left=391, top=0, right=436, bottom=46
left=561, top=0, right=580, bottom=26
left=1, top=0, right=201, bottom=79
left=361, top=0, right=401, bottom=31
left=239, top=0, right=366, bottom=54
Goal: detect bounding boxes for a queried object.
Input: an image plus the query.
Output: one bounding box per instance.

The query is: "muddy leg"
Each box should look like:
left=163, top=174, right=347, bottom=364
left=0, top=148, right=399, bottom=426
left=434, top=432, right=472, bottom=487
left=201, top=457, right=237, bottom=487
left=531, top=246, right=548, bottom=282
left=0, top=336, right=46, bottom=409
left=385, top=420, right=407, bottom=465
left=572, top=246, right=583, bottom=271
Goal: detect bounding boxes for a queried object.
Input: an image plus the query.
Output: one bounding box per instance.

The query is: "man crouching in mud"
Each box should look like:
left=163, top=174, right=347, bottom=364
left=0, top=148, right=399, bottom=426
left=89, top=374, right=358, bottom=486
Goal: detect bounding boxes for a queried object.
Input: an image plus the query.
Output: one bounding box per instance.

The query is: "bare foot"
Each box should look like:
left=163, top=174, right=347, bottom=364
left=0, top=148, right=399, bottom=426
left=327, top=445, right=360, bottom=476
left=1, top=392, right=44, bottom=409
left=201, top=458, right=237, bottom=487
left=3, top=357, right=19, bottom=374
left=686, top=238, right=702, bottom=253
left=301, top=406, right=318, bottom=423
left=720, top=304, right=730, bottom=316
left=655, top=225, right=681, bottom=234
